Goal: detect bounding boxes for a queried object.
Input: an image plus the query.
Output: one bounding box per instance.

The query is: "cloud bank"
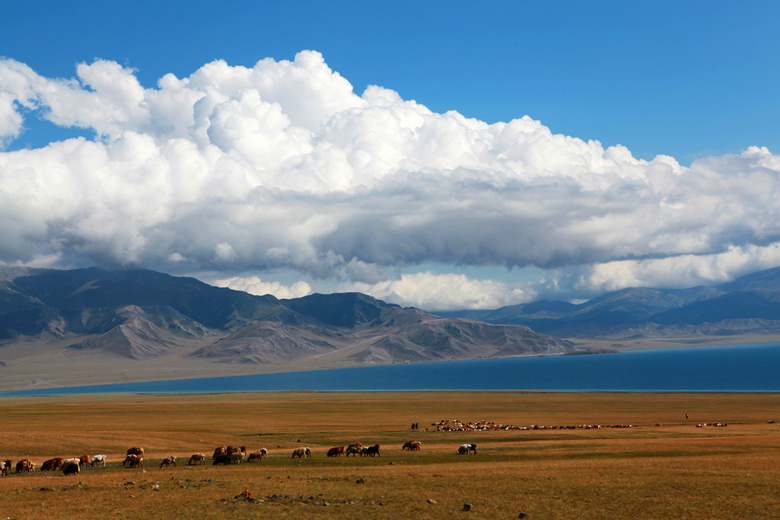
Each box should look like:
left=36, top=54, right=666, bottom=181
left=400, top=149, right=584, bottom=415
left=1, top=51, right=779, bottom=309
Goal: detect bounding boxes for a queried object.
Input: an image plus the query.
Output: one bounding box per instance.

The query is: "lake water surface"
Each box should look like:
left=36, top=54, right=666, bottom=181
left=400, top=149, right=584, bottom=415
left=3, top=342, right=780, bottom=396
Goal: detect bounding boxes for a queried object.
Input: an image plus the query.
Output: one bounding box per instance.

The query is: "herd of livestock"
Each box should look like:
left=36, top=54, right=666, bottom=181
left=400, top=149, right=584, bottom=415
left=431, top=418, right=646, bottom=431
left=0, top=439, right=481, bottom=477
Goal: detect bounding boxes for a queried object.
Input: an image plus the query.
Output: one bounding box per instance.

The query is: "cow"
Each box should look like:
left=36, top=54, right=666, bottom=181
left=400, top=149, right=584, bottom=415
left=212, top=446, right=227, bottom=460
left=159, top=456, right=177, bottom=468
left=292, top=447, right=311, bottom=458
left=79, top=455, right=91, bottom=467
left=363, top=444, right=380, bottom=457
left=0, top=460, right=10, bottom=476
left=247, top=449, right=267, bottom=462
left=188, top=453, right=206, bottom=465
left=15, top=459, right=34, bottom=473
left=126, top=447, right=144, bottom=457
left=123, top=454, right=144, bottom=468
left=91, top=454, right=107, bottom=467
left=41, top=457, right=64, bottom=471
left=62, top=460, right=80, bottom=476
left=213, top=454, right=231, bottom=466
left=402, top=440, right=421, bottom=451
left=327, top=446, right=345, bottom=457
left=457, top=443, right=477, bottom=455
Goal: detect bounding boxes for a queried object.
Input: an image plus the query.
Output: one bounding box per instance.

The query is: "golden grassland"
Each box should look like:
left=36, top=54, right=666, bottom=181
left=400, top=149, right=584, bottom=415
left=1, top=391, right=780, bottom=519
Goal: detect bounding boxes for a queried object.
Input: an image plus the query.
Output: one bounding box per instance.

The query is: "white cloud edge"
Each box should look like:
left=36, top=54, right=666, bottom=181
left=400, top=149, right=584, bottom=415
left=0, top=52, right=779, bottom=310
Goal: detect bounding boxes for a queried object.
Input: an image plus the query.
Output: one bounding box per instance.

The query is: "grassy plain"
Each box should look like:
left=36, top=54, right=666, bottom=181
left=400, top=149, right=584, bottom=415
left=1, top=391, right=780, bottom=519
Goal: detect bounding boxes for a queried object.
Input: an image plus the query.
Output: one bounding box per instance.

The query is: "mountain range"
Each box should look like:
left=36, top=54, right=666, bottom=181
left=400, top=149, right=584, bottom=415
left=0, top=267, right=572, bottom=391
left=436, top=266, right=780, bottom=343
left=5, top=265, right=780, bottom=391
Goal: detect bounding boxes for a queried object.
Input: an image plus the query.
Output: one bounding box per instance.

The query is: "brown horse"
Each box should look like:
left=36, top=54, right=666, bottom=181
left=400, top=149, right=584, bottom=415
left=327, top=446, right=345, bottom=457
left=123, top=454, right=144, bottom=468
left=40, top=457, right=64, bottom=471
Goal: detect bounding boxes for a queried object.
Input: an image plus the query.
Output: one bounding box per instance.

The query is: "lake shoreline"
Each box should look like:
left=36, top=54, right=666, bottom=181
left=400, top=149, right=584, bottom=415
left=4, top=341, right=780, bottom=396
left=4, top=333, right=780, bottom=394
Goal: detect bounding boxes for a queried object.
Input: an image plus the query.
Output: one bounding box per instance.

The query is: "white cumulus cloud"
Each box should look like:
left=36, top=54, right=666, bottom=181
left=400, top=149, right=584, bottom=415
left=1, top=52, right=779, bottom=308
left=213, top=275, right=311, bottom=299
left=341, top=272, right=533, bottom=311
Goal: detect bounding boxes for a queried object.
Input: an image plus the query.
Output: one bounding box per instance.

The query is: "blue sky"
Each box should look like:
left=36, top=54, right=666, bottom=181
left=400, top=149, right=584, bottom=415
left=1, top=1, right=780, bottom=309
left=5, top=1, right=779, bottom=162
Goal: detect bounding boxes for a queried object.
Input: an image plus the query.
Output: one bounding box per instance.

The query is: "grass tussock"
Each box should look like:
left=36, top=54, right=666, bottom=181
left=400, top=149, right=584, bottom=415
left=1, top=391, right=780, bottom=519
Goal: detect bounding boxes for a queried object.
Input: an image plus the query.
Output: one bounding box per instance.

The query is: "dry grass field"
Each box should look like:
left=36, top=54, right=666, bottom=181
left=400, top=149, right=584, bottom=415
left=1, top=391, right=780, bottom=519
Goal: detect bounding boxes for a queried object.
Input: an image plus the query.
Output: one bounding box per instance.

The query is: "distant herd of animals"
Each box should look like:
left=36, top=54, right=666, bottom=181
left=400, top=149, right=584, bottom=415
left=4, top=415, right=736, bottom=477
left=0, top=440, right=481, bottom=477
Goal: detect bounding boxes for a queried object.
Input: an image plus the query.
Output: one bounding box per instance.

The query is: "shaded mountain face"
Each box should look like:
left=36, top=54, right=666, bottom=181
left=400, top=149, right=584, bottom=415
left=435, top=266, right=780, bottom=339
left=8, top=267, right=282, bottom=330
left=0, top=268, right=573, bottom=365
left=283, top=292, right=394, bottom=328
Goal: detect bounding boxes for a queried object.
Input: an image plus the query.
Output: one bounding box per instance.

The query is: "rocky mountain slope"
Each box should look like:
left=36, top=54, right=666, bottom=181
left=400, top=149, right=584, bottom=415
left=437, top=266, right=780, bottom=341
left=0, top=268, right=574, bottom=373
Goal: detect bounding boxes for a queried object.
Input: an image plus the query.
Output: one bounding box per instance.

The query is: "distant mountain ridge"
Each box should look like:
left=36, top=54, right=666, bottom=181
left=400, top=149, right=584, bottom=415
left=436, top=266, right=780, bottom=340
left=0, top=268, right=573, bottom=370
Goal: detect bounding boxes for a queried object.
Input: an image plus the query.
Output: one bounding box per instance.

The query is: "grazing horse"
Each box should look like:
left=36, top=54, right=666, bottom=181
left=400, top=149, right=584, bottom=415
left=79, top=455, right=91, bottom=467
left=62, top=460, right=80, bottom=475
left=212, top=446, right=227, bottom=460
left=402, top=441, right=421, bottom=451
left=228, top=446, right=247, bottom=458
left=16, top=459, right=34, bottom=473
left=292, top=447, right=311, bottom=458
left=327, top=446, right=345, bottom=457
left=346, top=445, right=361, bottom=457
left=229, top=452, right=244, bottom=464
left=457, top=443, right=477, bottom=455
left=126, top=447, right=144, bottom=457
left=213, top=454, right=231, bottom=465
left=188, top=453, right=206, bottom=465
left=123, top=454, right=143, bottom=468
left=90, top=455, right=108, bottom=468
left=159, top=456, right=177, bottom=468
left=41, top=458, right=64, bottom=471
left=247, top=449, right=267, bottom=462
left=91, top=454, right=107, bottom=467
left=363, top=444, right=380, bottom=457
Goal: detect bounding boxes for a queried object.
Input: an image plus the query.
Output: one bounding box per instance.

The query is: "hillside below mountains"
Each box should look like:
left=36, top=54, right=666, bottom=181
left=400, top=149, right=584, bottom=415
left=437, top=266, right=780, bottom=346
left=0, top=267, right=573, bottom=391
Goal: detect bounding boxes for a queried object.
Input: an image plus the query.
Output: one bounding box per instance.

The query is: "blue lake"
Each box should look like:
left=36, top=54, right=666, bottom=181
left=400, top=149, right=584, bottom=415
left=3, top=342, right=780, bottom=396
